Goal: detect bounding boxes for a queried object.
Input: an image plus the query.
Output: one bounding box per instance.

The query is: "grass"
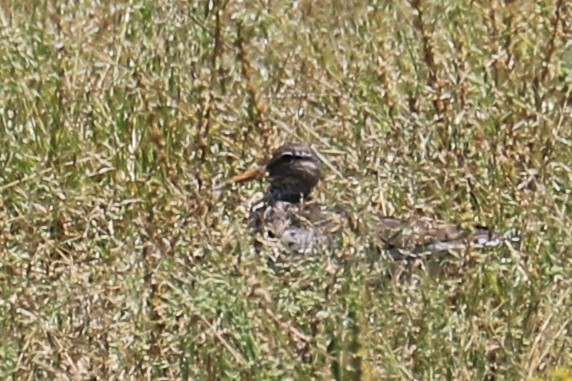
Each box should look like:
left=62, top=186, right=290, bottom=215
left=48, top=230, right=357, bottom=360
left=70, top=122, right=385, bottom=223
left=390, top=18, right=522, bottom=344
left=0, top=0, right=571, bottom=379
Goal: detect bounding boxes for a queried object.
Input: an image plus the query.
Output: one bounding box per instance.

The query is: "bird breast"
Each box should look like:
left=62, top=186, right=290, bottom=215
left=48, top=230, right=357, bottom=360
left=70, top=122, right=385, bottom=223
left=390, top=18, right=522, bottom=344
left=250, top=201, right=337, bottom=253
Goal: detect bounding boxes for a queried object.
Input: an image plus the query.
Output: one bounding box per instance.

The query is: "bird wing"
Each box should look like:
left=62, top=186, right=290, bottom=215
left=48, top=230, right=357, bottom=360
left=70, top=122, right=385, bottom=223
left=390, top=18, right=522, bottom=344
left=374, top=216, right=511, bottom=257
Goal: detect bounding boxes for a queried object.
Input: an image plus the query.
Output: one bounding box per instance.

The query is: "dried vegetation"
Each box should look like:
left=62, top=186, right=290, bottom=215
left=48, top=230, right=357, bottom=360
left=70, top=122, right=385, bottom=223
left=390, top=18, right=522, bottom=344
left=0, top=0, right=571, bottom=379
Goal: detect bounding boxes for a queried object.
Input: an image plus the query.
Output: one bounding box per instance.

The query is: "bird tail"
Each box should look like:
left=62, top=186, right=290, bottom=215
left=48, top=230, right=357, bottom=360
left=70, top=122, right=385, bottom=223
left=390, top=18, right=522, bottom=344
left=472, top=226, right=520, bottom=249
left=387, top=227, right=521, bottom=260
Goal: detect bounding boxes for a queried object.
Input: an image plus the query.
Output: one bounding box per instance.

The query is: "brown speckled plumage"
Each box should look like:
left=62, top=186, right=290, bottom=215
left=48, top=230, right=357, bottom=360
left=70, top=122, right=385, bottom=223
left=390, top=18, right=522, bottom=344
left=236, top=142, right=519, bottom=258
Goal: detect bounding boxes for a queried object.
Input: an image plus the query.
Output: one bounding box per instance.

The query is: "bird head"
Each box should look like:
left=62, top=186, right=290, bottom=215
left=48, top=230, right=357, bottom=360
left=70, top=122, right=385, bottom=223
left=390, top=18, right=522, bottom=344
left=233, top=142, right=321, bottom=203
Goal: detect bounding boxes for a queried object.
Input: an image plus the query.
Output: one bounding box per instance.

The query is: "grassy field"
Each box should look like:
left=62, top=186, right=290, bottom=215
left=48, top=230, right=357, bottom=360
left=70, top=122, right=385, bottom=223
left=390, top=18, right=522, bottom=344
left=1, top=0, right=571, bottom=379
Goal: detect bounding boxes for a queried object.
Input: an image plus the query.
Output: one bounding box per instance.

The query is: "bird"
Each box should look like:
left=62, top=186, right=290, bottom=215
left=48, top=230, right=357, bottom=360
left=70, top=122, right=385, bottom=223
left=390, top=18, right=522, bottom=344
left=232, top=142, right=520, bottom=259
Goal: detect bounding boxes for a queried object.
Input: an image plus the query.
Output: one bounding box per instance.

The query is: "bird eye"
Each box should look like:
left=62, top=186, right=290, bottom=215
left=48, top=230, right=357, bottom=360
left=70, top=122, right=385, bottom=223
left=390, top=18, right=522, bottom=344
left=281, top=154, right=295, bottom=163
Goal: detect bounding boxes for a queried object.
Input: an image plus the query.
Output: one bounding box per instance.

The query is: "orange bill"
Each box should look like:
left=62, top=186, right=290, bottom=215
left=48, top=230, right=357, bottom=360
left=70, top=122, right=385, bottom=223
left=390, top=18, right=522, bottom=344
left=231, top=167, right=266, bottom=184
